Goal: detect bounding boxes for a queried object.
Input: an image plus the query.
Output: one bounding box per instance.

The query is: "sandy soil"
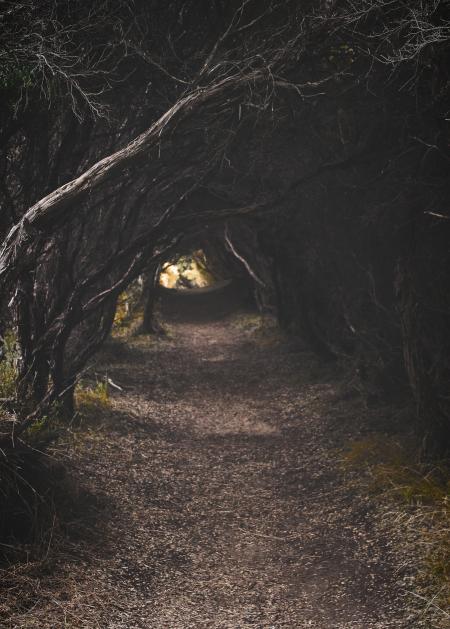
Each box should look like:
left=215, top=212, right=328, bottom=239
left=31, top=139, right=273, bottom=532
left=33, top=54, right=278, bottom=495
left=2, top=306, right=416, bottom=628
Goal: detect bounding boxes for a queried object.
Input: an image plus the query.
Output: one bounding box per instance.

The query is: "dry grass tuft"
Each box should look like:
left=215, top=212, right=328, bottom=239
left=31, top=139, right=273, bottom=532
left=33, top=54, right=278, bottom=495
left=0, top=434, right=106, bottom=628
left=231, top=312, right=282, bottom=346
left=342, top=434, right=450, bottom=625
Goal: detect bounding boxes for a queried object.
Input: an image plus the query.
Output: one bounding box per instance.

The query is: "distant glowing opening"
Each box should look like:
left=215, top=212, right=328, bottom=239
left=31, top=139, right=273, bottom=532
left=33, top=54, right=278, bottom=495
left=159, top=250, right=216, bottom=289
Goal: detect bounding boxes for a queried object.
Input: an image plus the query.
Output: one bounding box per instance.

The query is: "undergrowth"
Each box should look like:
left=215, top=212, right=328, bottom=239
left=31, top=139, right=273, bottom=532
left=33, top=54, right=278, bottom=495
left=112, top=290, right=144, bottom=336
left=0, top=344, right=110, bottom=624
left=0, top=330, right=19, bottom=399
left=75, top=379, right=110, bottom=421
left=342, top=435, right=450, bottom=626
left=232, top=312, right=281, bottom=346
left=0, top=439, right=71, bottom=570
left=0, top=385, right=105, bottom=624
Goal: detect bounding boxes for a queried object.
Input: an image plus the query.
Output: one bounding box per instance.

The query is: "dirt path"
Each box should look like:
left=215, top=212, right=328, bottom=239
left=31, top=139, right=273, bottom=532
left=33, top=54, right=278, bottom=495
left=6, top=311, right=412, bottom=628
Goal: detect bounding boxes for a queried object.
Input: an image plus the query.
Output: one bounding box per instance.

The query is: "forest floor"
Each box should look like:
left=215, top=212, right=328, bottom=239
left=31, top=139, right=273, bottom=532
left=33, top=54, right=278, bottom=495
left=0, top=301, right=438, bottom=628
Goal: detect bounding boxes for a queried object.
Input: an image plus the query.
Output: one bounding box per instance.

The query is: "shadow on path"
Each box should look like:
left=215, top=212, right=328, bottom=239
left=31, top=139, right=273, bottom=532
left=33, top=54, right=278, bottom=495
left=4, top=297, right=410, bottom=628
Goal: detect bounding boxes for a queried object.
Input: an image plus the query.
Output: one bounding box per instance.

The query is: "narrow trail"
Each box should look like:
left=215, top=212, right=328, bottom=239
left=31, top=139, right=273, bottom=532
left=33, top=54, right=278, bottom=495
left=16, top=308, right=410, bottom=628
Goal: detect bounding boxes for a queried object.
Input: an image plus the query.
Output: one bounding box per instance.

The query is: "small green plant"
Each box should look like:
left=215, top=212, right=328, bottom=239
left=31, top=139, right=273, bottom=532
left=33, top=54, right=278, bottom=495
left=26, top=415, right=48, bottom=435
left=0, top=62, right=35, bottom=92
left=75, top=378, right=110, bottom=412
left=0, top=330, right=19, bottom=399
left=112, top=284, right=145, bottom=337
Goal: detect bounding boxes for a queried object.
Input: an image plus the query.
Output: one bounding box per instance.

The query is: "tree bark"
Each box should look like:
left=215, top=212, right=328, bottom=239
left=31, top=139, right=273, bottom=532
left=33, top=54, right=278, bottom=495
left=0, top=75, right=256, bottom=294
left=142, top=265, right=164, bottom=334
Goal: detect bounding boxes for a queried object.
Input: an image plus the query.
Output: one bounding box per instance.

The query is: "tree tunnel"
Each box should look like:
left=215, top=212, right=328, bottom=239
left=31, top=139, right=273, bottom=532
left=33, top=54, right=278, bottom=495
left=118, top=229, right=271, bottom=332
left=0, top=0, right=449, bottom=455
left=1, top=4, right=450, bottom=624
